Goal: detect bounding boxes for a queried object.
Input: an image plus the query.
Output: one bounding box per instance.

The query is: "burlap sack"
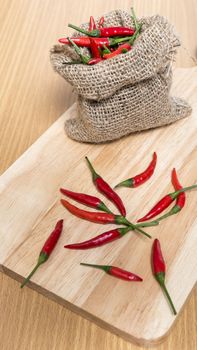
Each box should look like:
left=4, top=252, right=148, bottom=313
left=50, top=10, right=191, bottom=143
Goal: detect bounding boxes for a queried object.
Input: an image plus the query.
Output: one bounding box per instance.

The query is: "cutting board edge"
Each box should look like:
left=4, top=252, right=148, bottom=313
left=2, top=263, right=195, bottom=346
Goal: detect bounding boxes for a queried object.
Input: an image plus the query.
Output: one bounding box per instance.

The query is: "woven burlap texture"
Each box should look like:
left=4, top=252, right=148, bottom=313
left=50, top=10, right=192, bottom=143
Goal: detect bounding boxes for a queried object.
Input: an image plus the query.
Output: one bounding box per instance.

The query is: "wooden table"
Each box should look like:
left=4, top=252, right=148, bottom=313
left=0, top=1, right=196, bottom=349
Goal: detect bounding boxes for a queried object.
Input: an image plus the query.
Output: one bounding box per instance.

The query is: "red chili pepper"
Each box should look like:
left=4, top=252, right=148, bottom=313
left=90, top=38, right=101, bottom=58
left=85, top=157, right=126, bottom=217
left=103, top=43, right=132, bottom=59
left=98, top=16, right=104, bottom=28
left=60, top=188, right=111, bottom=213
left=68, top=23, right=135, bottom=38
left=137, top=184, right=197, bottom=222
left=64, top=227, right=131, bottom=249
left=152, top=239, right=177, bottom=315
left=89, top=16, right=96, bottom=31
left=156, top=169, right=186, bottom=221
left=59, top=36, right=134, bottom=48
left=115, top=152, right=157, bottom=188
left=61, top=198, right=119, bottom=224
left=80, top=263, right=143, bottom=281
left=61, top=198, right=152, bottom=238
left=171, top=168, right=186, bottom=209
left=59, top=37, right=109, bottom=47
left=20, top=220, right=64, bottom=288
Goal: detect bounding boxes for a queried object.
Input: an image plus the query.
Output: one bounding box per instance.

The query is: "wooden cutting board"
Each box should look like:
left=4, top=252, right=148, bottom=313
left=0, top=67, right=196, bottom=346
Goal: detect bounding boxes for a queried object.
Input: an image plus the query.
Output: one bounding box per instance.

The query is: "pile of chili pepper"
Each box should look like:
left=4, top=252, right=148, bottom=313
left=59, top=8, right=142, bottom=65
left=19, top=123, right=197, bottom=316
left=59, top=154, right=196, bottom=315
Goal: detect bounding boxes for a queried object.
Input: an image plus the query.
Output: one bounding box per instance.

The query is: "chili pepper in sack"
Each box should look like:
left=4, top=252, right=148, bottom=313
left=137, top=185, right=197, bottom=222
left=64, top=227, right=131, bottom=249
left=59, top=37, right=109, bottom=47
left=156, top=168, right=186, bottom=221
left=59, top=36, right=135, bottom=48
left=68, top=23, right=135, bottom=38
left=60, top=188, right=112, bottom=213
left=90, top=38, right=101, bottom=58
left=103, top=43, right=132, bottom=59
left=152, top=239, right=177, bottom=315
left=60, top=199, right=152, bottom=238
left=115, top=152, right=157, bottom=188
left=89, top=16, right=96, bottom=31
left=98, top=16, right=104, bottom=28
left=85, top=156, right=126, bottom=217
left=80, top=263, right=143, bottom=281
left=20, top=220, right=63, bottom=288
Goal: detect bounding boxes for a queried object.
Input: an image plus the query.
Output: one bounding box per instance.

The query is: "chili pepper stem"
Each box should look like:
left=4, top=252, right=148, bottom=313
left=114, top=179, right=133, bottom=188
left=111, top=36, right=134, bottom=45
left=131, top=7, right=138, bottom=30
left=135, top=221, right=159, bottom=227
left=115, top=216, right=151, bottom=238
left=85, top=156, right=99, bottom=181
left=160, top=282, right=177, bottom=315
left=20, top=253, right=47, bottom=289
left=132, top=226, right=152, bottom=238
left=68, top=24, right=100, bottom=38
left=67, top=37, right=90, bottom=64
left=171, top=185, right=197, bottom=199
left=102, top=44, right=111, bottom=54
left=98, top=202, right=113, bottom=214
left=156, top=206, right=181, bottom=222
left=80, top=262, right=110, bottom=272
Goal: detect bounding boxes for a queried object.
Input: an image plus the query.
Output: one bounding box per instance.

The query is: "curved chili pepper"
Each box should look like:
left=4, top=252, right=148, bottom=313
left=156, top=168, right=186, bottom=221
left=152, top=239, right=177, bottom=315
left=137, top=184, right=197, bottom=222
left=20, top=220, right=64, bottom=288
left=61, top=198, right=121, bottom=224
left=171, top=168, right=186, bottom=209
left=60, top=198, right=152, bottom=238
left=89, top=16, right=96, bottom=31
left=59, top=36, right=135, bottom=48
left=115, top=152, right=157, bottom=188
left=68, top=24, right=135, bottom=38
left=103, top=43, right=131, bottom=59
left=85, top=156, right=126, bottom=217
left=90, top=38, right=101, bottom=58
left=64, top=227, right=131, bottom=249
left=60, top=188, right=111, bottom=213
left=81, top=263, right=142, bottom=281
left=98, top=16, right=104, bottom=28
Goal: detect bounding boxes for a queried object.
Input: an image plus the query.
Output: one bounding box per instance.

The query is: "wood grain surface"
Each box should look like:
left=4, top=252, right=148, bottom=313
left=0, top=1, right=196, bottom=349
